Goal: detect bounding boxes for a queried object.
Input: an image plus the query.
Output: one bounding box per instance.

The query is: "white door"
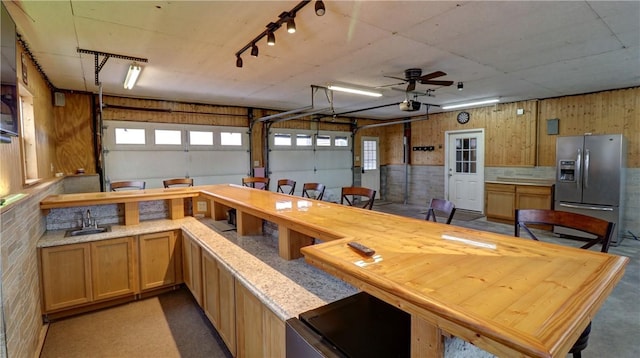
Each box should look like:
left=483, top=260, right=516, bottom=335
left=445, top=130, right=484, bottom=212
left=361, top=137, right=380, bottom=199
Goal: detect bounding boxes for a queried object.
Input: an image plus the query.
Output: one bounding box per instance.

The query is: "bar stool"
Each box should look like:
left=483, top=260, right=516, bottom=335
left=277, top=179, right=296, bottom=195
left=242, top=177, right=270, bottom=190
left=110, top=180, right=146, bottom=191
left=340, top=186, right=376, bottom=210
left=425, top=198, right=456, bottom=224
left=163, top=178, right=194, bottom=188
left=301, top=183, right=325, bottom=200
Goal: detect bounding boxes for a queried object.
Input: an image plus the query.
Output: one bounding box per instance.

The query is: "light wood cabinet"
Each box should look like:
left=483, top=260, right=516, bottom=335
left=40, top=243, right=93, bottom=312
left=485, top=183, right=554, bottom=223
left=182, top=233, right=202, bottom=305
left=235, top=280, right=285, bottom=358
left=202, top=250, right=236, bottom=356
left=91, top=236, right=137, bottom=301
left=139, top=231, right=182, bottom=291
left=485, top=183, right=516, bottom=222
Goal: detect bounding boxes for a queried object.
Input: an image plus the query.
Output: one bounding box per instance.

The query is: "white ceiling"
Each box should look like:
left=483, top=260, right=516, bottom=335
left=5, top=1, right=640, bottom=119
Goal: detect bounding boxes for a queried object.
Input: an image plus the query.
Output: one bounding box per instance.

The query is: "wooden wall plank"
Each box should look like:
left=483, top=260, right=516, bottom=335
left=53, top=92, right=93, bottom=175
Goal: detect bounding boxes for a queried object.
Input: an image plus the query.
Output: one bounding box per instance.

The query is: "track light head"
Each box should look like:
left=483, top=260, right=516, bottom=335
left=457, top=82, right=463, bottom=91
left=287, top=17, right=296, bottom=33
left=267, top=31, right=276, bottom=46
left=315, top=0, right=325, bottom=16
left=251, top=44, right=259, bottom=57
left=236, top=56, right=243, bottom=68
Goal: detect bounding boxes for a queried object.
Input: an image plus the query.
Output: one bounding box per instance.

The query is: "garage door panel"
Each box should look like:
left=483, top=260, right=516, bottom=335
left=269, top=150, right=315, bottom=172
left=105, top=151, right=187, bottom=181
left=188, top=151, right=248, bottom=176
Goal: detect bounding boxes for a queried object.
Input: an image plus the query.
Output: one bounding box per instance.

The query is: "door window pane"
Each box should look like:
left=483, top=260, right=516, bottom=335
left=274, top=133, right=291, bottom=146
left=316, top=135, right=331, bottom=147
left=115, top=128, right=145, bottom=144
left=363, top=140, right=377, bottom=170
left=455, top=136, right=477, bottom=174
left=189, top=131, right=213, bottom=145
left=155, top=129, right=181, bottom=145
left=296, top=134, right=312, bottom=146
left=335, top=136, right=348, bottom=147
left=221, top=132, right=242, bottom=146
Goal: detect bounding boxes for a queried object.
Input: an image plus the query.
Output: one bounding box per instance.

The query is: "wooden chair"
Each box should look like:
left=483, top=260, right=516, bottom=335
left=163, top=178, right=194, bottom=188
left=514, top=209, right=614, bottom=253
left=276, top=179, right=296, bottom=195
left=301, top=183, right=325, bottom=200
left=514, top=209, right=615, bottom=358
left=110, top=180, right=146, bottom=191
left=425, top=198, right=456, bottom=224
left=242, top=177, right=270, bottom=190
left=341, top=186, right=376, bottom=210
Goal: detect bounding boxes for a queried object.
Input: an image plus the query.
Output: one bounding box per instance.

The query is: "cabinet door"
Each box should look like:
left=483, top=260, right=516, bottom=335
left=202, top=250, right=236, bottom=356
left=235, top=281, right=285, bottom=358
left=91, top=237, right=138, bottom=301
left=182, top=233, right=202, bottom=305
left=40, top=243, right=92, bottom=312
left=485, top=183, right=516, bottom=221
left=516, top=186, right=553, bottom=210
left=139, top=231, right=178, bottom=290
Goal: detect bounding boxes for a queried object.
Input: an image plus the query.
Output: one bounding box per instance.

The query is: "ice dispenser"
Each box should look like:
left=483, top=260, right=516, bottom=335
left=558, top=160, right=576, bottom=182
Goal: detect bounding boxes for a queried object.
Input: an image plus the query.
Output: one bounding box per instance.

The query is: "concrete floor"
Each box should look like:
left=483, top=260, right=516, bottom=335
left=372, top=202, right=640, bottom=358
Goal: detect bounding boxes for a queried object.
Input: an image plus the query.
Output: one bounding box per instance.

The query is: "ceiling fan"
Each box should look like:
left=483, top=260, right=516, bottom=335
left=384, top=68, right=454, bottom=92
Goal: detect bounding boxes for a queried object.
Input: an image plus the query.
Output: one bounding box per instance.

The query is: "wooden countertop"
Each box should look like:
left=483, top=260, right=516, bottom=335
left=40, top=184, right=627, bottom=357
left=301, top=227, right=627, bottom=357
left=40, top=187, right=201, bottom=209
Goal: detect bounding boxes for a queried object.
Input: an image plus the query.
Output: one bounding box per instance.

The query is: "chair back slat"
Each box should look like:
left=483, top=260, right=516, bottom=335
left=425, top=198, right=456, bottom=224
left=277, top=179, right=296, bottom=195
left=341, top=186, right=376, bottom=210
left=111, top=180, right=146, bottom=191
left=242, top=177, right=270, bottom=190
left=302, top=183, right=325, bottom=200
left=514, top=209, right=615, bottom=253
left=163, top=178, right=193, bottom=188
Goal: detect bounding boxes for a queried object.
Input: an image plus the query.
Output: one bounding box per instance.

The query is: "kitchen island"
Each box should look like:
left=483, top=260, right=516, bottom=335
left=40, top=184, right=628, bottom=357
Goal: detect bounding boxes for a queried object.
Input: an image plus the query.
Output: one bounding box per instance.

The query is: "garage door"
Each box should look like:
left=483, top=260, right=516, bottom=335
left=103, top=120, right=249, bottom=190
left=268, top=129, right=352, bottom=202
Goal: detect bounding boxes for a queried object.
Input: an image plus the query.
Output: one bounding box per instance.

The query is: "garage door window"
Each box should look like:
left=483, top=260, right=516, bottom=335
left=115, top=128, right=145, bottom=145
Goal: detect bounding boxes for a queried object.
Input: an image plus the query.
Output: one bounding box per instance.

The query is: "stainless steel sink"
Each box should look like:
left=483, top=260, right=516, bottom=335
left=65, top=226, right=110, bottom=237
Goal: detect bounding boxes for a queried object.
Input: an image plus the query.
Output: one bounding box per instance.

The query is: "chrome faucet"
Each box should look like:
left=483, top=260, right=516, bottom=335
left=83, top=209, right=94, bottom=228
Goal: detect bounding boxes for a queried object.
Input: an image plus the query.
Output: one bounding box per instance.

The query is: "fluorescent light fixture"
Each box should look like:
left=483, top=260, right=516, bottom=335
left=123, top=63, right=142, bottom=89
left=441, top=98, right=499, bottom=110
left=327, top=85, right=382, bottom=97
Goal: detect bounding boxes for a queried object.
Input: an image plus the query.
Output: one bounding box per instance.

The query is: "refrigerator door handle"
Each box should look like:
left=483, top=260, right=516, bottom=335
left=576, top=148, right=582, bottom=191
left=558, top=203, right=614, bottom=211
left=584, top=149, right=590, bottom=189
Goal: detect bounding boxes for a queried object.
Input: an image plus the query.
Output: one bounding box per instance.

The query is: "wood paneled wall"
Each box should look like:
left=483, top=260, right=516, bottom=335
left=537, top=87, right=639, bottom=167
left=0, top=42, right=55, bottom=197
left=382, top=88, right=638, bottom=169
left=53, top=92, right=93, bottom=174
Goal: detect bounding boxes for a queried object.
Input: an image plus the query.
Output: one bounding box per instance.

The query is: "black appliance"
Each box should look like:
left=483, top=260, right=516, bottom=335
left=286, top=292, right=410, bottom=358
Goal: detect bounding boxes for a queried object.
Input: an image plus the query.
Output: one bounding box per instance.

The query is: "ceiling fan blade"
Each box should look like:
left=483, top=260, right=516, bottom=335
left=422, top=80, right=454, bottom=86
left=384, top=75, right=408, bottom=82
left=407, top=81, right=416, bottom=92
left=419, top=70, right=447, bottom=82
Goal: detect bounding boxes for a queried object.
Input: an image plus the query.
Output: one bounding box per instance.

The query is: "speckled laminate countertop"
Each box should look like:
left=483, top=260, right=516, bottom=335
left=485, top=179, right=555, bottom=186
left=38, top=217, right=357, bottom=322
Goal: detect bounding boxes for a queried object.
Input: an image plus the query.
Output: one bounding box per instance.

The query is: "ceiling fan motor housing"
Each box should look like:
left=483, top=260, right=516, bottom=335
left=405, top=68, right=423, bottom=79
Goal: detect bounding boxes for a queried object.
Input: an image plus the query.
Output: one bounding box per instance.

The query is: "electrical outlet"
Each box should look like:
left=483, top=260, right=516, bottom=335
left=197, top=201, right=207, bottom=212
left=254, top=161, right=260, bottom=167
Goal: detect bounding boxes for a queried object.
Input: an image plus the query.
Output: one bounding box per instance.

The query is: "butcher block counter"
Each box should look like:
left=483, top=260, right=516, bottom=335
left=301, top=227, right=627, bottom=357
left=40, top=184, right=627, bottom=357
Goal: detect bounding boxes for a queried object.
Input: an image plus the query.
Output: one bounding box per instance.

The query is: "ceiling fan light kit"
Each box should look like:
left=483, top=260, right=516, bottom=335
left=235, top=1, right=325, bottom=68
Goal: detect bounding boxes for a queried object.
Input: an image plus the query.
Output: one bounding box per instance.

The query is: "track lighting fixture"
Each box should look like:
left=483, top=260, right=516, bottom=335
left=267, top=31, right=276, bottom=46
left=287, top=17, right=296, bottom=33
left=315, top=0, right=326, bottom=16
left=457, top=82, right=463, bottom=91
left=234, top=1, right=325, bottom=67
